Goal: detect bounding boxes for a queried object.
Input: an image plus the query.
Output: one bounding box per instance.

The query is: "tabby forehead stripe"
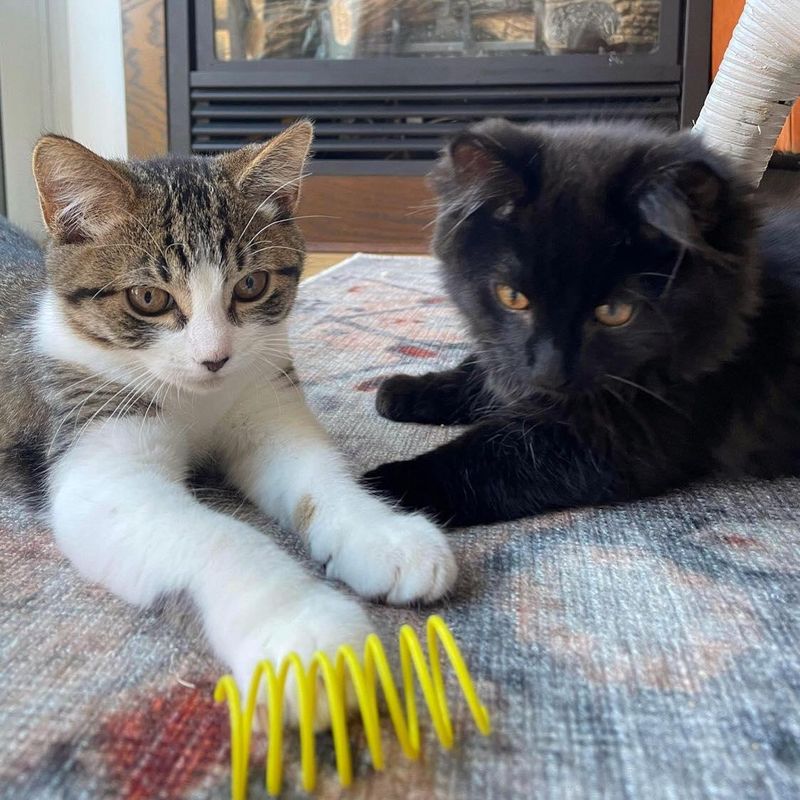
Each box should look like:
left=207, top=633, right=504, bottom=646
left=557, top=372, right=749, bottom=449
left=156, top=257, right=171, bottom=282
left=163, top=232, right=190, bottom=274
left=67, top=287, right=117, bottom=304
left=235, top=243, right=249, bottom=271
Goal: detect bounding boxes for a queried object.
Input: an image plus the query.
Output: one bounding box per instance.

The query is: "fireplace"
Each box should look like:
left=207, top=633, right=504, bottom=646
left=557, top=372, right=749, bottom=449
left=166, top=0, right=710, bottom=248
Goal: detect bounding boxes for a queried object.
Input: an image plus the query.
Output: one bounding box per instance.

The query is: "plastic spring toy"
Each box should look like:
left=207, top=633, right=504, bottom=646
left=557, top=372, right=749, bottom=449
left=214, top=614, right=491, bottom=798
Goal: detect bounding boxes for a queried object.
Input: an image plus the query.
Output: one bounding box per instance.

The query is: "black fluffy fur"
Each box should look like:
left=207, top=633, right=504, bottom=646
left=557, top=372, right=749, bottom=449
left=364, top=120, right=800, bottom=526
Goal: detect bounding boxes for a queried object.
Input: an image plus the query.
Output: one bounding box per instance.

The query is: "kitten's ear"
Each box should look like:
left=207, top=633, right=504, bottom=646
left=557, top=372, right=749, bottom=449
left=220, top=120, right=313, bottom=213
left=449, top=136, right=508, bottom=186
left=32, top=135, right=136, bottom=244
left=431, top=123, right=527, bottom=205
left=637, top=161, right=725, bottom=249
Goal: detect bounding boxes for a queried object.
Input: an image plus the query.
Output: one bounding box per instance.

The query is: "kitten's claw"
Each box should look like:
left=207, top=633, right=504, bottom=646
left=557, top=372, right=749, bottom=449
left=232, top=591, right=372, bottom=730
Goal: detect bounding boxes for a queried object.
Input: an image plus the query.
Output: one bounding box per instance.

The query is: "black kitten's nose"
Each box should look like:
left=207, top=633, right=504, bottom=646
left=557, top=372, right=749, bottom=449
left=530, top=338, right=565, bottom=388
left=203, top=357, right=229, bottom=373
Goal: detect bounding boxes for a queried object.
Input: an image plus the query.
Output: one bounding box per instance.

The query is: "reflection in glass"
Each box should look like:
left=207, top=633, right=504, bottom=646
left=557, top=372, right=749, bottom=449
left=212, top=0, right=661, bottom=61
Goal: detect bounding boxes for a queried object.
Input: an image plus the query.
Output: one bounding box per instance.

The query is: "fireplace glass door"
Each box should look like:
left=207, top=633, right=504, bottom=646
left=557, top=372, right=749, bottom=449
left=211, top=0, right=662, bottom=62
left=175, top=1, right=696, bottom=173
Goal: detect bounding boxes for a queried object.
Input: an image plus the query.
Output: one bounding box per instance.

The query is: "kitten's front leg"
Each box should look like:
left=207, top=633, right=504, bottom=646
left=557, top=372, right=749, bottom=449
left=50, top=419, right=373, bottom=720
left=220, top=375, right=457, bottom=604
left=364, top=418, right=618, bottom=526
left=375, top=355, right=489, bottom=425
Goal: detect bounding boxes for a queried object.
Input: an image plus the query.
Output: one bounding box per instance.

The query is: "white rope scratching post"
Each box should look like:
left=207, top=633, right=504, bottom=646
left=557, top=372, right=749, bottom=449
left=695, top=0, right=800, bottom=188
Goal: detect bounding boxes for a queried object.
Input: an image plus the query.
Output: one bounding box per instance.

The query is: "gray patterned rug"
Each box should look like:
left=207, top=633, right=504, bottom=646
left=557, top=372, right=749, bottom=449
left=1, top=227, right=799, bottom=798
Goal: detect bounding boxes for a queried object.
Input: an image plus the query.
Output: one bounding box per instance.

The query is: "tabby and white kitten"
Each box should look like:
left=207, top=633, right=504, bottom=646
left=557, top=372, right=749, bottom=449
left=1, top=122, right=455, bottom=716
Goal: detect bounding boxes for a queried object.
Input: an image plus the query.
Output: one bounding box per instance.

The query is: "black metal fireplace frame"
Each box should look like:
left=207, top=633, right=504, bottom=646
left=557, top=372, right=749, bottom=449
left=167, top=0, right=711, bottom=174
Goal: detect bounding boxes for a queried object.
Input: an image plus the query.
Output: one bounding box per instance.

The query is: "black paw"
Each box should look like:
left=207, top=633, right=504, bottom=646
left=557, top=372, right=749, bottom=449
left=363, top=460, right=455, bottom=525
left=375, top=374, right=423, bottom=422
left=376, top=373, right=452, bottom=424
left=363, top=458, right=414, bottom=499
left=364, top=459, right=428, bottom=508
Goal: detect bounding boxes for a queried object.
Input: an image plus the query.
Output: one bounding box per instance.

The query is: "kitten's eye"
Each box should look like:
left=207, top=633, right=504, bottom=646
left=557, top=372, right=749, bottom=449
left=495, top=284, right=530, bottom=311
left=234, top=271, right=269, bottom=302
left=493, top=200, right=516, bottom=221
left=595, top=301, right=635, bottom=327
left=126, top=286, right=173, bottom=316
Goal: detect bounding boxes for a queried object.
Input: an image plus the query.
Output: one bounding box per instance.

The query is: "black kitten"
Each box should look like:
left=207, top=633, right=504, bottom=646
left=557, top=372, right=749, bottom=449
left=364, top=119, right=800, bottom=526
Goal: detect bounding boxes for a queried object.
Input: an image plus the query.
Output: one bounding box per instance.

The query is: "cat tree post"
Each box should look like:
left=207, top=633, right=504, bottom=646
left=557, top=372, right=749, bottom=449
left=694, top=0, right=800, bottom=188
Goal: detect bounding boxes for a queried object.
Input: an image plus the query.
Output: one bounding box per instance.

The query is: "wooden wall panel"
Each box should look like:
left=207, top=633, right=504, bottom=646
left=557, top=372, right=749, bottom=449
left=122, top=0, right=168, bottom=158
left=297, top=176, right=436, bottom=253
left=712, top=0, right=799, bottom=154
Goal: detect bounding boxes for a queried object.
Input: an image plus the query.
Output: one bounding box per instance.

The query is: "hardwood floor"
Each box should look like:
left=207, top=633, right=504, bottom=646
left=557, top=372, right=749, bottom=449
left=303, top=252, right=352, bottom=280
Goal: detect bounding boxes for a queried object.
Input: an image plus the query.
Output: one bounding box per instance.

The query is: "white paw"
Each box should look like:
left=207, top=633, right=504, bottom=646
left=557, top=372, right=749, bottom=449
left=322, top=508, right=457, bottom=605
left=231, top=589, right=372, bottom=729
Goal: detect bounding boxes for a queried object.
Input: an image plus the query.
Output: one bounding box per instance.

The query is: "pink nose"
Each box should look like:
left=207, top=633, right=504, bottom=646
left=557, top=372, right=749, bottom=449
left=202, top=357, right=229, bottom=373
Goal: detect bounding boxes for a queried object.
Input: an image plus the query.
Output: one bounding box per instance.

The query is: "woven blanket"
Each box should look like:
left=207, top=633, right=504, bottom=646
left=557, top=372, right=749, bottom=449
left=1, top=231, right=799, bottom=799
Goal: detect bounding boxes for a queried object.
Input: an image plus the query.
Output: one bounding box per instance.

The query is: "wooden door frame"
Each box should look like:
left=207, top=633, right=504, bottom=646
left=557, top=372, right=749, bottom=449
left=122, top=0, right=169, bottom=158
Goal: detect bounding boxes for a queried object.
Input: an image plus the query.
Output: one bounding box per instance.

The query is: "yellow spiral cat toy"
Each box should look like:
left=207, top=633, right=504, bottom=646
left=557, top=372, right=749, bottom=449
left=214, top=615, right=491, bottom=798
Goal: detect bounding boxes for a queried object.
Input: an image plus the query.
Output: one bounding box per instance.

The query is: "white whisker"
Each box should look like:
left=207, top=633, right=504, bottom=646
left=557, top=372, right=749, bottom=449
left=244, top=214, right=337, bottom=251
left=603, top=373, right=686, bottom=416
left=235, top=172, right=310, bottom=247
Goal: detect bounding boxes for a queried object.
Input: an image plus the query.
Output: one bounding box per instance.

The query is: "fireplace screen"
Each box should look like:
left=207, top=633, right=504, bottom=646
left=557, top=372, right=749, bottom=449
left=170, top=1, right=707, bottom=173
left=212, top=0, right=662, bottom=61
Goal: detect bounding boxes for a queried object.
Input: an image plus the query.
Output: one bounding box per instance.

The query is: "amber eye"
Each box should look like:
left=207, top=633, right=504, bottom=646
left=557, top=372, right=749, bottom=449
left=126, top=286, right=173, bottom=316
left=495, top=284, right=530, bottom=311
left=595, top=301, right=635, bottom=327
left=233, top=271, right=269, bottom=302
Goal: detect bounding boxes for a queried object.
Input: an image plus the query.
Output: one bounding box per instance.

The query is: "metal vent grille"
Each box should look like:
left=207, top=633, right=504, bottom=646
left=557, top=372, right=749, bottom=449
left=190, top=83, right=680, bottom=172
